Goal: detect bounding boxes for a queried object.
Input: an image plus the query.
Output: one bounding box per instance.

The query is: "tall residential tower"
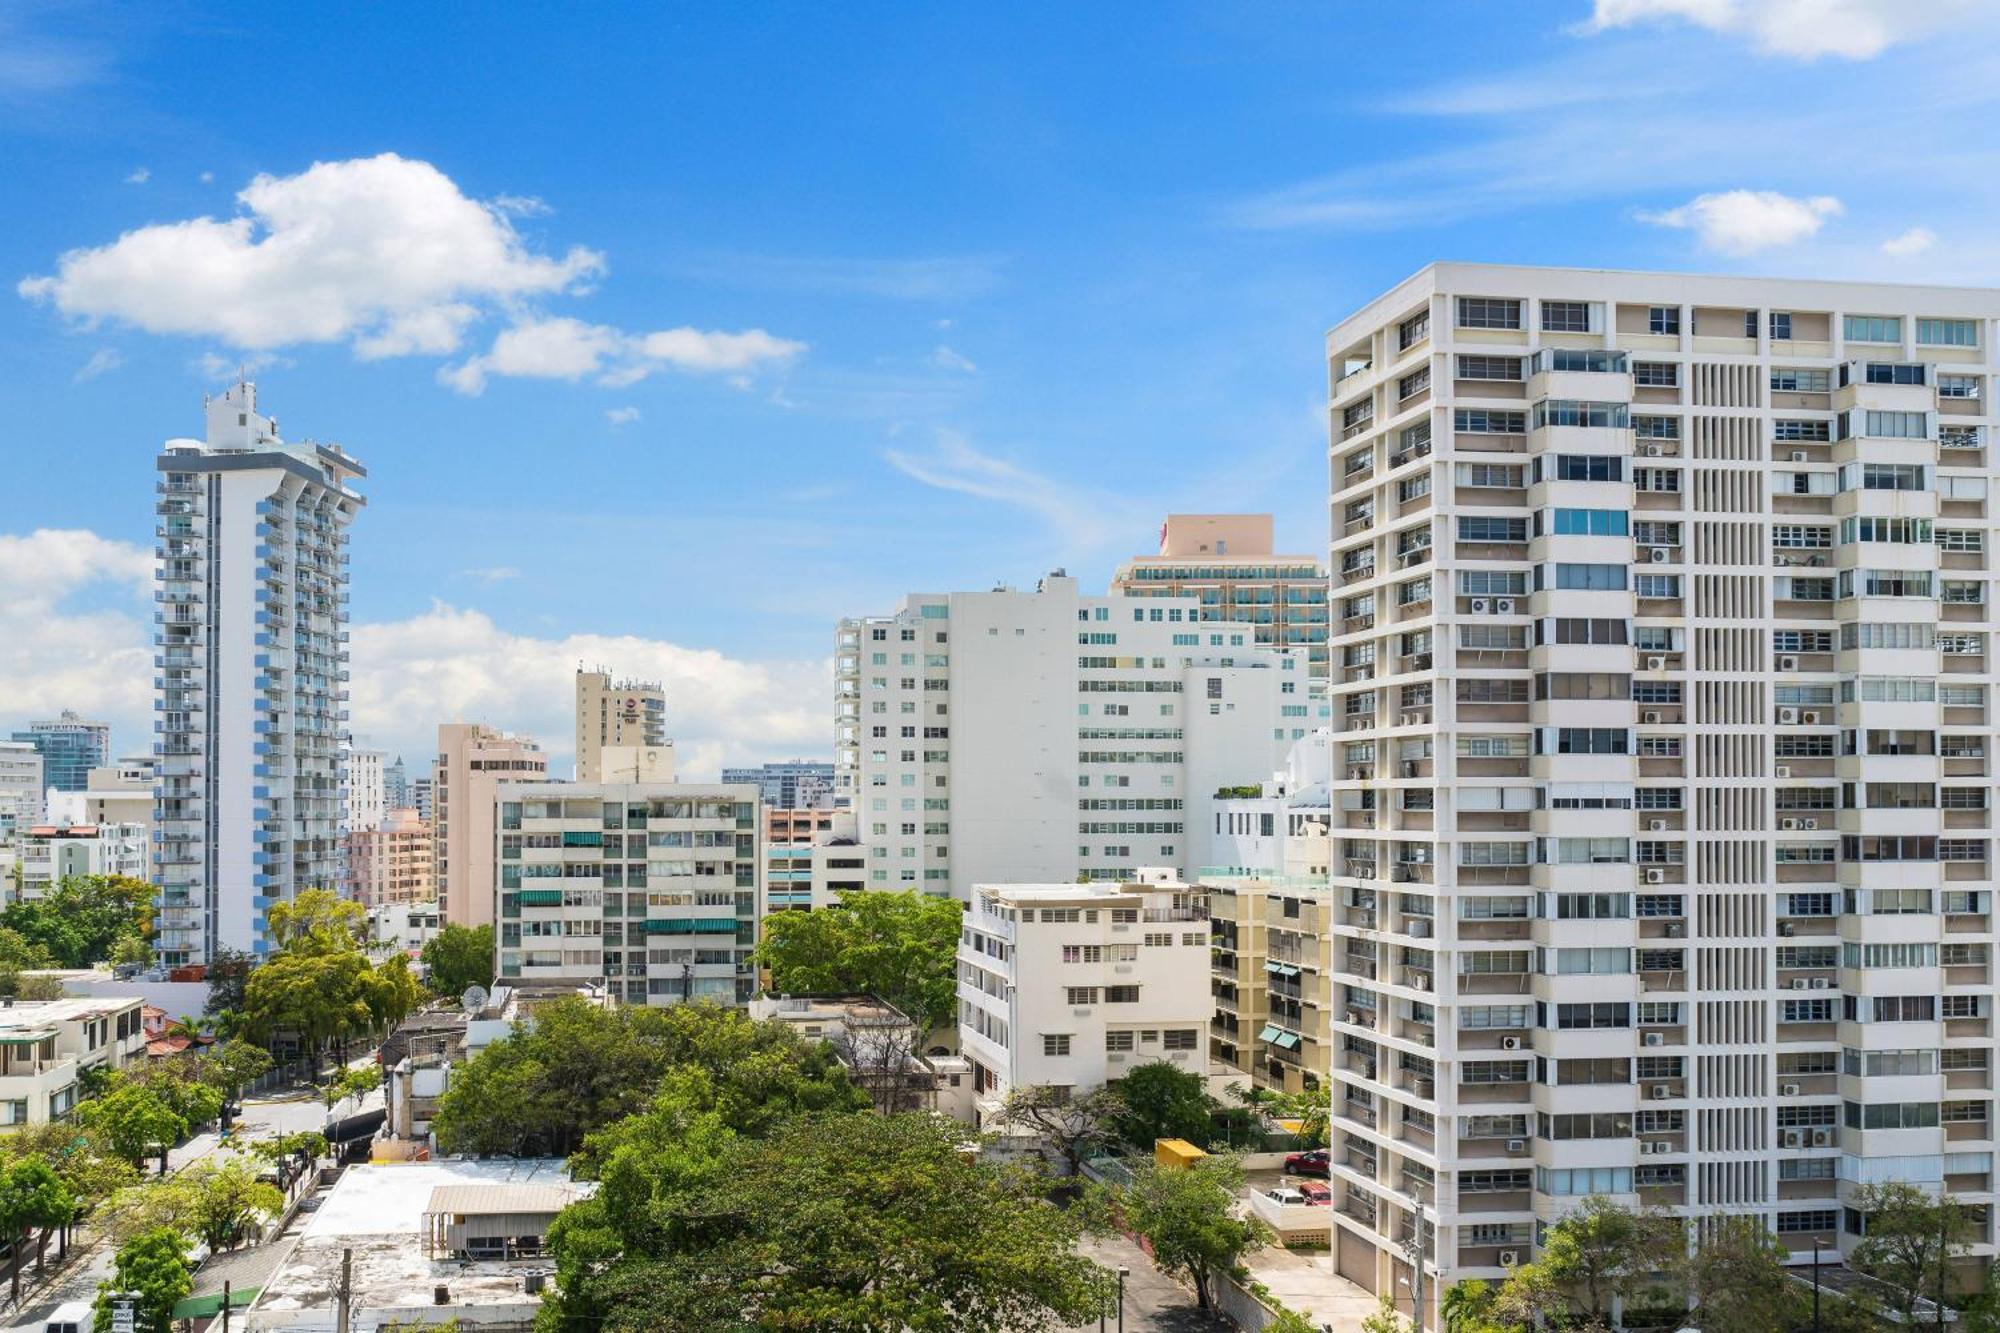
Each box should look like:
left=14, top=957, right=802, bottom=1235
left=574, top=669, right=670, bottom=783
left=153, top=383, right=364, bottom=964
left=1112, top=515, right=1331, bottom=678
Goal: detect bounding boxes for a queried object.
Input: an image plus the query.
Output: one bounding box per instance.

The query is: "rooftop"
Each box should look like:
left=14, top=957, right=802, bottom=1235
left=751, top=993, right=915, bottom=1029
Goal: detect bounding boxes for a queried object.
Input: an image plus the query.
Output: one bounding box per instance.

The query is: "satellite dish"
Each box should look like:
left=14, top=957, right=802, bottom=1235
left=461, top=985, right=489, bottom=1013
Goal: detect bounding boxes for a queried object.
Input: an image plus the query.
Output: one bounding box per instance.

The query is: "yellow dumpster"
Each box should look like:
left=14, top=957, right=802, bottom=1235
left=1155, top=1138, right=1207, bottom=1170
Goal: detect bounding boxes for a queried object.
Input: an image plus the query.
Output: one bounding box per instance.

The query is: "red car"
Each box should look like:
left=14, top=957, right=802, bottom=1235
left=1298, top=1181, right=1332, bottom=1206
left=1284, top=1149, right=1329, bottom=1178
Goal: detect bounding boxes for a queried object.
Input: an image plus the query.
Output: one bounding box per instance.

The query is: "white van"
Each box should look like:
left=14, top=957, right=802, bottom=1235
left=46, top=1301, right=93, bottom=1333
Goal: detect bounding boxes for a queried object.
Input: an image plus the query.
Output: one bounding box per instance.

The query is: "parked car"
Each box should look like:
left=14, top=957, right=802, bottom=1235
left=1284, top=1149, right=1329, bottom=1177
left=1264, top=1186, right=1310, bottom=1207
left=1298, top=1181, right=1332, bottom=1206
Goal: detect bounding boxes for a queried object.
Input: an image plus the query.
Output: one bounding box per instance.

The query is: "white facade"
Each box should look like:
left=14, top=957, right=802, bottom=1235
left=1322, top=263, right=2000, bottom=1303
left=154, top=383, right=364, bottom=964
left=17, top=823, right=150, bottom=900
left=836, top=573, right=1317, bottom=897
left=343, top=746, right=387, bottom=835
left=0, top=997, right=147, bottom=1129
left=0, top=743, right=42, bottom=839
left=956, top=872, right=1212, bottom=1117
left=1206, top=728, right=1333, bottom=878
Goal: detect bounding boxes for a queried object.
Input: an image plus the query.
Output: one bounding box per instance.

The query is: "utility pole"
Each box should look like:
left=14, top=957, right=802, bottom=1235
left=335, top=1246, right=353, bottom=1333
left=1811, top=1237, right=1823, bottom=1333
left=221, top=1279, right=231, bottom=1333
left=1938, top=1204, right=1949, bottom=1332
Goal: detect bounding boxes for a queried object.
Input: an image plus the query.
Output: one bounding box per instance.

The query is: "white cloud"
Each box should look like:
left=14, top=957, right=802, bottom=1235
left=20, top=153, right=603, bottom=354
left=605, top=406, right=641, bottom=426
left=0, top=530, right=153, bottom=738
left=489, top=194, right=550, bottom=217
left=456, top=566, right=520, bottom=583
left=73, top=348, right=121, bottom=382
left=1881, top=226, right=1937, bottom=256
left=442, top=316, right=804, bottom=395
left=199, top=171, right=214, bottom=184
left=883, top=429, right=1149, bottom=554
left=123, top=167, right=149, bottom=185
left=1583, top=0, right=1976, bottom=60
left=195, top=350, right=283, bottom=380
left=929, top=344, right=978, bottom=373
left=1637, top=189, right=1842, bottom=253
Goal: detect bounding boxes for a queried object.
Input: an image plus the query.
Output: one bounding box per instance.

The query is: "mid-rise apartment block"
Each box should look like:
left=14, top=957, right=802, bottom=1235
left=494, top=781, right=761, bottom=1006
left=956, top=872, right=1212, bottom=1120
left=16, top=822, right=150, bottom=901
left=347, top=807, right=435, bottom=908
left=762, top=807, right=865, bottom=913
left=1113, top=515, right=1331, bottom=678
left=343, top=746, right=387, bottom=834
left=154, top=383, right=363, bottom=963
left=1322, top=263, right=2000, bottom=1306
left=722, top=760, right=836, bottom=811
left=836, top=573, right=1313, bottom=897
left=0, top=997, right=148, bottom=1128
left=435, top=724, right=547, bottom=929
left=574, top=669, right=669, bottom=784
left=0, top=743, right=43, bottom=839
left=10, top=711, right=111, bottom=793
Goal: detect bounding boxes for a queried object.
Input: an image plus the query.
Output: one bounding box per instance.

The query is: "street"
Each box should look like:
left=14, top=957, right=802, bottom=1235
left=1062, top=1233, right=1230, bottom=1333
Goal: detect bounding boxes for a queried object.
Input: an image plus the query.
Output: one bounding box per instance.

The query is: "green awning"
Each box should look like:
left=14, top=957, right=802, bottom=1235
left=1256, top=1024, right=1283, bottom=1043
left=174, top=1288, right=259, bottom=1318
left=1273, top=1031, right=1302, bottom=1050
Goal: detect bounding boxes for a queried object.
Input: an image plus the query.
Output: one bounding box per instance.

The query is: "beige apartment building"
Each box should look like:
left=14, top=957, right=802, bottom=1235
left=1113, top=514, right=1330, bottom=677
left=346, top=807, right=435, bottom=907
left=574, top=669, right=670, bottom=783
left=1323, top=263, right=2000, bottom=1310
left=1205, top=872, right=1333, bottom=1099
left=435, top=724, right=547, bottom=928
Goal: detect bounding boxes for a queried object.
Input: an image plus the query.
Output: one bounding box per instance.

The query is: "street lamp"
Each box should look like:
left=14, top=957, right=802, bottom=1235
left=1118, top=1266, right=1129, bottom=1333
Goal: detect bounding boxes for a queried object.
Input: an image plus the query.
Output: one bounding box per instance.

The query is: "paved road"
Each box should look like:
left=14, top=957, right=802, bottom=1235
left=1064, top=1233, right=1231, bottom=1333
left=1, top=1083, right=372, bottom=1333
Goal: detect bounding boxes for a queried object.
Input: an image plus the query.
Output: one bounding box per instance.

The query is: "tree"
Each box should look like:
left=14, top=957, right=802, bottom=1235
left=996, top=1084, right=1125, bottom=1176
left=1440, top=1278, right=1500, bottom=1333
left=1113, top=1060, right=1216, bottom=1150
left=754, top=889, right=964, bottom=1032
left=1119, top=1155, right=1271, bottom=1311
left=421, top=923, right=495, bottom=999
left=240, top=947, right=376, bottom=1079
left=2, top=874, right=153, bottom=968
left=1676, top=1214, right=1801, bottom=1333
left=1364, top=1290, right=1410, bottom=1333
left=265, top=888, right=368, bottom=954
left=94, top=1227, right=191, bottom=1333
left=202, top=1038, right=275, bottom=1118
left=4, top=1123, right=139, bottom=1245
left=102, top=1158, right=283, bottom=1252
left=1851, top=1181, right=1976, bottom=1322
left=248, top=1131, right=327, bottom=1196
left=539, top=1112, right=1113, bottom=1332
left=320, top=1062, right=382, bottom=1111
left=76, top=1082, right=187, bottom=1171
left=1536, top=1196, right=1679, bottom=1323
left=108, top=935, right=152, bottom=969
left=0, top=1157, right=73, bottom=1297
left=205, top=946, right=253, bottom=1018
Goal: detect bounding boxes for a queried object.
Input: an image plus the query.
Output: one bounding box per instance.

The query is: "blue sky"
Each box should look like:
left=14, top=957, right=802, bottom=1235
left=2, top=0, right=1995, bottom=775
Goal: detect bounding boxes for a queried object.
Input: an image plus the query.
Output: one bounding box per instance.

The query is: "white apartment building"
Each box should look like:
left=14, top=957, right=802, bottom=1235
left=0, top=744, right=42, bottom=839
left=762, top=807, right=866, bottom=914
left=494, top=781, right=761, bottom=1007
left=16, top=823, right=150, bottom=901
left=1113, top=514, right=1332, bottom=678
left=1322, top=263, right=2000, bottom=1307
left=342, top=746, right=387, bottom=835
left=574, top=669, right=670, bottom=784
left=0, top=997, right=148, bottom=1129
left=836, top=573, right=1314, bottom=897
left=154, top=383, right=364, bottom=964
left=957, top=872, right=1212, bottom=1119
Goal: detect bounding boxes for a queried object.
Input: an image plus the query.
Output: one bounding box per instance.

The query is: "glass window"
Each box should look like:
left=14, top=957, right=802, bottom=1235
left=1844, top=315, right=1902, bottom=343
left=1542, top=301, right=1591, bottom=333
left=1458, top=298, right=1523, bottom=330
left=1647, top=307, right=1680, bottom=335
left=1918, top=318, right=1978, bottom=347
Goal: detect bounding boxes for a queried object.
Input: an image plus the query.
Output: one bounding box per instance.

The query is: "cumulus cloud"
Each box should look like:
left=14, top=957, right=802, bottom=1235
left=0, top=527, right=829, bottom=782
left=123, top=167, right=149, bottom=185
left=1881, top=226, right=1937, bottom=256
left=73, top=348, right=121, bottom=382
left=929, top=344, right=978, bottom=373
left=20, top=153, right=604, bottom=354
left=605, top=406, right=641, bottom=426
left=440, top=316, right=803, bottom=395
left=1583, top=0, right=1976, bottom=60
left=1637, top=189, right=1842, bottom=254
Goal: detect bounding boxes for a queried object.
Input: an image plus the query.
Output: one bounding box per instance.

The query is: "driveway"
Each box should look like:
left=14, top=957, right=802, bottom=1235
left=1064, top=1232, right=1230, bottom=1332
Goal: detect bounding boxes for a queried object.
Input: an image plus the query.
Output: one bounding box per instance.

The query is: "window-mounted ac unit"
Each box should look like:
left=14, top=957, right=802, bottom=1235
left=1650, top=818, right=1668, bottom=831
left=1505, top=1139, right=1525, bottom=1154
left=1665, top=922, right=1683, bottom=937
left=1650, top=548, right=1670, bottom=563
left=1470, top=598, right=1490, bottom=613
left=1647, top=656, right=1666, bottom=671
left=1495, top=598, right=1516, bottom=613
left=1779, top=655, right=1799, bottom=671
left=1781, top=1082, right=1802, bottom=1098
left=1779, top=922, right=1795, bottom=936
left=1501, top=1036, right=1521, bottom=1051
left=1643, top=1031, right=1664, bottom=1047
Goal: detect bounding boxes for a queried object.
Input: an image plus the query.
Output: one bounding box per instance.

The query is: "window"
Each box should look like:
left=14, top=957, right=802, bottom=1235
left=1105, top=1031, right=1135, bottom=1052
left=1455, top=409, right=1527, bottom=434
left=1634, top=415, right=1679, bottom=440
left=1919, top=318, right=1978, bottom=347
left=1458, top=516, right=1529, bottom=543
left=1647, top=307, right=1679, bottom=335
left=1551, top=508, right=1629, bottom=537
left=1744, top=311, right=1760, bottom=338
left=1041, top=1034, right=1071, bottom=1057
left=1105, top=984, right=1140, bottom=1003
left=1633, top=362, right=1677, bottom=387
left=1458, top=354, right=1524, bottom=381
left=1771, top=312, right=1793, bottom=340
left=1065, top=987, right=1099, bottom=1005
left=1773, top=419, right=1832, bottom=442
left=1542, top=301, right=1591, bottom=333
left=1458, top=298, right=1522, bottom=330
left=1399, top=366, right=1431, bottom=399
left=1939, top=374, right=1982, bottom=400
left=1844, top=315, right=1901, bottom=343
left=1551, top=454, right=1623, bottom=482
left=1864, top=362, right=1927, bottom=386
left=1163, top=1029, right=1198, bottom=1051
left=1772, top=367, right=1830, bottom=393
left=1532, top=400, right=1629, bottom=430
left=1552, top=563, right=1627, bottom=591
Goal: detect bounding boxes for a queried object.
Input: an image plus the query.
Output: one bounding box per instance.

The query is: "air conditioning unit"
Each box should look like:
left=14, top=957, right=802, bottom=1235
left=1812, top=1129, right=1834, bottom=1147
left=1470, top=598, right=1490, bottom=614
left=1650, top=818, right=1668, bottom=831
left=1650, top=1084, right=1672, bottom=1100
left=1776, top=765, right=1792, bottom=778
left=1781, top=1082, right=1802, bottom=1098
left=1645, top=868, right=1665, bottom=884
left=1650, top=548, right=1670, bottom=563
left=1647, top=656, right=1666, bottom=671
left=1811, top=977, right=1831, bottom=990
left=1644, top=1031, right=1664, bottom=1047
left=1347, top=1011, right=1363, bottom=1025
left=1643, top=444, right=1663, bottom=457
left=1643, top=710, right=1662, bottom=725
left=1791, top=450, right=1809, bottom=462
left=1801, top=818, right=1817, bottom=831
left=1783, top=1128, right=1805, bottom=1148
left=1495, top=598, right=1516, bottom=613
left=1665, top=922, right=1683, bottom=937
left=1506, top=1139, right=1525, bottom=1154
left=1779, top=922, right=1796, bottom=936
left=1501, top=1036, right=1522, bottom=1051
left=1802, top=710, right=1821, bottom=724
left=1499, top=1250, right=1520, bottom=1268
left=1781, top=818, right=1800, bottom=831
left=1779, top=655, right=1799, bottom=671
left=1793, top=978, right=1811, bottom=991
left=1779, top=708, right=1800, bottom=724
left=1401, top=713, right=1420, bottom=727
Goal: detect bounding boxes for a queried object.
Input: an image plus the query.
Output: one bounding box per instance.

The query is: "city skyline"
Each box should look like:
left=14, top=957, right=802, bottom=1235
left=5, top=3, right=1999, bottom=773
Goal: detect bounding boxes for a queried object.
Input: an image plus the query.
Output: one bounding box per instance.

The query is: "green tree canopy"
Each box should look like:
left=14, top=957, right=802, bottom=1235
left=75, top=1082, right=186, bottom=1169
left=754, top=889, right=963, bottom=1031
left=1113, top=1060, right=1217, bottom=1150
left=540, top=1111, right=1112, bottom=1332
left=101, top=1157, right=283, bottom=1252
left=1536, top=1195, right=1680, bottom=1322
left=1850, top=1180, right=1976, bottom=1322
left=1118, top=1154, right=1271, bottom=1311
left=265, top=888, right=368, bottom=954
left=0, top=1156, right=74, bottom=1295
left=2, top=874, right=153, bottom=968
left=420, top=923, right=495, bottom=999
left=995, top=1083, right=1124, bottom=1176
left=94, top=1226, right=191, bottom=1333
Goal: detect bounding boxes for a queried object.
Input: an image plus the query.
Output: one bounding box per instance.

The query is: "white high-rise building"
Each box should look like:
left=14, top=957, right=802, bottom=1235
left=1322, top=264, right=2000, bottom=1307
left=0, top=743, right=43, bottom=839
left=836, top=573, right=1316, bottom=897
left=153, top=382, right=365, bottom=964
left=343, top=746, right=387, bottom=835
